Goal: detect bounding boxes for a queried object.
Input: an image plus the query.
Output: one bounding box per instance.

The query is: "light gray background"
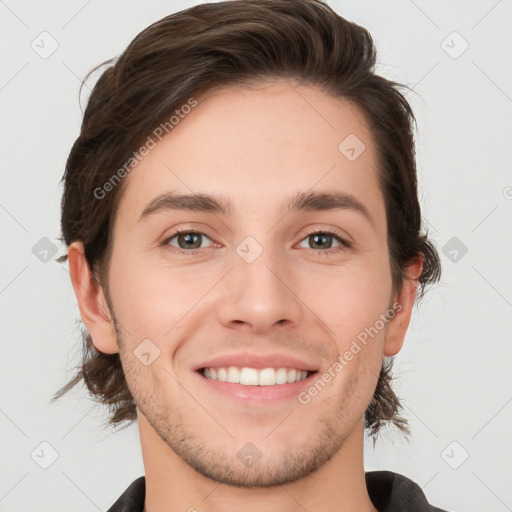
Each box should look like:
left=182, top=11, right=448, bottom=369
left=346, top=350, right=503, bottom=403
left=1, top=1, right=511, bottom=511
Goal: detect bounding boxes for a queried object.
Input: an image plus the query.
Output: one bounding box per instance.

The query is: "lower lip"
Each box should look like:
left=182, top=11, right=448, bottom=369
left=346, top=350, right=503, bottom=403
left=194, top=370, right=317, bottom=403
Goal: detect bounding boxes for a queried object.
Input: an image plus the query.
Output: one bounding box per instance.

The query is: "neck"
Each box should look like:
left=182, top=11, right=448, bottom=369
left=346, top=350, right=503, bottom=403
left=138, top=414, right=377, bottom=512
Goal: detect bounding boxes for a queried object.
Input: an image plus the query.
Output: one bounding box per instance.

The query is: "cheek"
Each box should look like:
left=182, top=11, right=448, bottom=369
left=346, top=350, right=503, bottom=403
left=108, top=253, right=187, bottom=342
left=300, top=256, right=392, bottom=333
left=299, top=260, right=393, bottom=378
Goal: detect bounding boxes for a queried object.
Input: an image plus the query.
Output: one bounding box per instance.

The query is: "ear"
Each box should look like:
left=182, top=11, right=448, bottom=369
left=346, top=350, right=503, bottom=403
left=67, top=241, right=119, bottom=354
left=383, top=256, right=423, bottom=357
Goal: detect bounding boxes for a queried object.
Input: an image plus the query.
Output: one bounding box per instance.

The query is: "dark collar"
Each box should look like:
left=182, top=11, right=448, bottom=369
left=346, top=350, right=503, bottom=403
left=106, top=471, right=448, bottom=512
left=365, top=470, right=448, bottom=511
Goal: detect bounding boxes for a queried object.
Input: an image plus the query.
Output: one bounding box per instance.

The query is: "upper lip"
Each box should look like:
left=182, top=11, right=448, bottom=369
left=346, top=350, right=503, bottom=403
left=193, top=352, right=319, bottom=372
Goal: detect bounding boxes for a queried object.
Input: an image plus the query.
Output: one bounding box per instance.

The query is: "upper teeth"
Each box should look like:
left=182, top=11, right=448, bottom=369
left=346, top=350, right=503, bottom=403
left=203, top=366, right=309, bottom=386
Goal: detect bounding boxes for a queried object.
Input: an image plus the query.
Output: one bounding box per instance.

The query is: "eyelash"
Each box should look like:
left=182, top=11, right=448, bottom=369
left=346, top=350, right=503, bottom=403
left=161, top=228, right=352, bottom=256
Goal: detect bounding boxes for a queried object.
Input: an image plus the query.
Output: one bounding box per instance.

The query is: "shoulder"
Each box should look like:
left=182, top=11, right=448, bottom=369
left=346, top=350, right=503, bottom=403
left=365, top=470, right=450, bottom=512
left=106, top=476, right=145, bottom=512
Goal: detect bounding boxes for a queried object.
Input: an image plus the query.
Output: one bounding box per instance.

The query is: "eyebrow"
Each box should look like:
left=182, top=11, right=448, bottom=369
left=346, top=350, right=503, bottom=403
left=138, top=189, right=374, bottom=227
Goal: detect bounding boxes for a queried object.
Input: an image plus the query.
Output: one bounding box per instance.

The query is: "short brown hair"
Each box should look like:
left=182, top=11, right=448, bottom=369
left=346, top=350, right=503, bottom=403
left=52, top=0, right=441, bottom=440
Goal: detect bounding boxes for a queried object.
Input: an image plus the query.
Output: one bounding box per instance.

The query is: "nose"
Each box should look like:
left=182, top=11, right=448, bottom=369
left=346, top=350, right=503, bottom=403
left=216, top=243, right=304, bottom=334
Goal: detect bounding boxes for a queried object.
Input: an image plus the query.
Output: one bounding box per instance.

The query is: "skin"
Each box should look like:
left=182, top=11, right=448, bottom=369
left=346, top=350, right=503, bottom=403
left=68, top=80, right=422, bottom=512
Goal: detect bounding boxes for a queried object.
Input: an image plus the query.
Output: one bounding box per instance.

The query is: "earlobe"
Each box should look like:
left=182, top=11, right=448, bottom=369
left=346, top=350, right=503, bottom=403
left=67, top=241, right=119, bottom=354
left=383, top=256, right=423, bottom=357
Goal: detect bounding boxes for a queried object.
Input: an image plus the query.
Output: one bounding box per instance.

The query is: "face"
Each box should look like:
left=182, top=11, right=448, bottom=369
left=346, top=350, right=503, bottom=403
left=87, top=81, right=414, bottom=487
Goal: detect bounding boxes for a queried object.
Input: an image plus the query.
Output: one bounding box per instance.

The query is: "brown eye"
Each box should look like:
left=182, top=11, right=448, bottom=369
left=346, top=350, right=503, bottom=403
left=308, top=233, right=335, bottom=250
left=164, top=230, right=214, bottom=252
left=297, top=230, right=351, bottom=253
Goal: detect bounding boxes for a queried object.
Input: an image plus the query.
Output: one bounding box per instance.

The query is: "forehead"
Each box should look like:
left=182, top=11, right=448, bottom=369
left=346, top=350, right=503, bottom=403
left=113, top=81, right=385, bottom=235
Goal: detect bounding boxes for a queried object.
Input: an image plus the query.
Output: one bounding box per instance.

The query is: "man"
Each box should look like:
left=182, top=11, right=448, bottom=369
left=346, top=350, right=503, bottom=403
left=53, top=1, right=446, bottom=510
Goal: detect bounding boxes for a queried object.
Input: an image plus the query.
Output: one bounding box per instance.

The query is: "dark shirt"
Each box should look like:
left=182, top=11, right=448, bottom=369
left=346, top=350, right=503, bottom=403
left=106, top=470, right=449, bottom=511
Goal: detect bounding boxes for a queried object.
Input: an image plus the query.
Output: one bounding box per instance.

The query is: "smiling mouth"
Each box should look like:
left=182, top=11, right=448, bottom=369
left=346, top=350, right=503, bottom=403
left=198, top=366, right=318, bottom=386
